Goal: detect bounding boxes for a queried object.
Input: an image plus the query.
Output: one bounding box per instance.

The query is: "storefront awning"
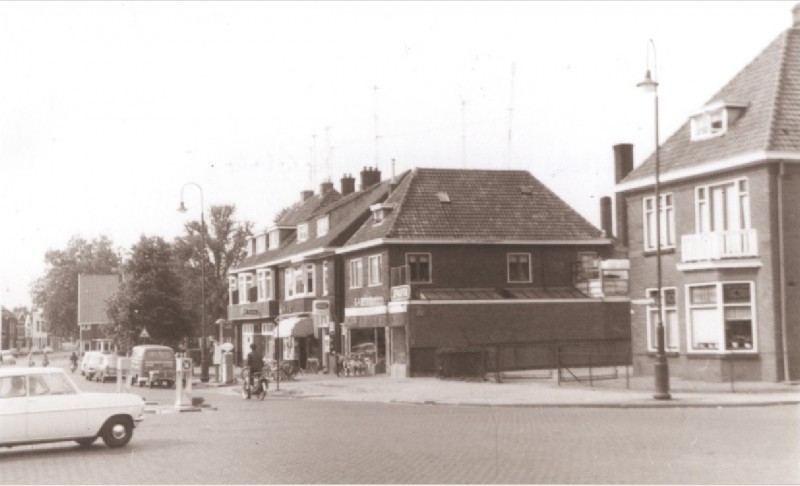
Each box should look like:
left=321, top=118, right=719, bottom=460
left=276, top=316, right=314, bottom=338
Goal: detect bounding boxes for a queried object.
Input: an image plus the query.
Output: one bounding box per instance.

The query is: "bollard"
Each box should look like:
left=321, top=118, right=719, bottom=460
left=175, top=358, right=195, bottom=411
left=117, top=358, right=132, bottom=393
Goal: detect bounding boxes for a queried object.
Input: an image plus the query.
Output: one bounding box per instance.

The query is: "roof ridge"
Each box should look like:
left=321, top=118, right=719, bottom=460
left=766, top=30, right=792, bottom=151
left=383, top=168, right=418, bottom=238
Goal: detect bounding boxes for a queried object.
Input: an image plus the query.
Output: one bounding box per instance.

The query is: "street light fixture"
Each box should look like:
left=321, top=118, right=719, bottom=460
left=637, top=39, right=671, bottom=400
left=179, top=182, right=210, bottom=383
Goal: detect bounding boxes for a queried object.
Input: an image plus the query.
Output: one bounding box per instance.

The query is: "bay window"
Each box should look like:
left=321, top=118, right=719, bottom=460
left=643, top=193, right=675, bottom=251
left=646, top=287, right=679, bottom=352
left=687, top=281, right=756, bottom=352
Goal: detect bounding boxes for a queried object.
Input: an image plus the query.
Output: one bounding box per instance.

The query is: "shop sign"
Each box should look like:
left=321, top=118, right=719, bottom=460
left=357, top=296, right=385, bottom=307
left=242, top=308, right=260, bottom=316
left=390, top=285, right=410, bottom=301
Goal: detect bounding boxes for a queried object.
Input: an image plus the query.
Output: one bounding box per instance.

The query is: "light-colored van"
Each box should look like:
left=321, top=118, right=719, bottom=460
left=130, top=345, right=176, bottom=388
left=80, top=351, right=110, bottom=379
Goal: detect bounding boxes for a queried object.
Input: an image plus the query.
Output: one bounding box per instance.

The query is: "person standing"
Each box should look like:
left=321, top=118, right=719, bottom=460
left=245, top=344, right=264, bottom=399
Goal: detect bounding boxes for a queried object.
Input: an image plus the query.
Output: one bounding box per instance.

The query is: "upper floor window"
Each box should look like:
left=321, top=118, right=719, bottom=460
left=643, top=193, right=675, bottom=251
left=268, top=230, right=279, bottom=250
left=646, top=288, right=679, bottom=353
left=507, top=253, right=531, bottom=283
left=284, top=265, right=315, bottom=299
left=255, top=234, right=267, bottom=254
left=297, top=223, right=309, bottom=243
left=228, top=276, right=238, bottom=304
left=407, top=253, right=431, bottom=283
left=317, top=215, right=329, bottom=237
left=687, top=281, right=755, bottom=353
left=238, top=273, right=255, bottom=304
left=257, top=269, right=274, bottom=301
left=322, top=261, right=329, bottom=295
left=349, top=258, right=363, bottom=288
left=695, top=178, right=750, bottom=233
left=368, top=255, right=382, bottom=286
left=691, top=107, right=726, bottom=140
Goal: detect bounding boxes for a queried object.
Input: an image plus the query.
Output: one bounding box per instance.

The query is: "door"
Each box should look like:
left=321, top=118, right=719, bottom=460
left=0, top=376, right=27, bottom=443
left=25, top=373, right=88, bottom=440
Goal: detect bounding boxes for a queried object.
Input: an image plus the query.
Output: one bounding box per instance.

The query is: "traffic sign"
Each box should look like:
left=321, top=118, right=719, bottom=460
left=139, top=328, right=150, bottom=338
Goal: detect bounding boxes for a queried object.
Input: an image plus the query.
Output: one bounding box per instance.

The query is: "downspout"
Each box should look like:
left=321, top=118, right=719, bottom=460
left=778, top=162, right=790, bottom=381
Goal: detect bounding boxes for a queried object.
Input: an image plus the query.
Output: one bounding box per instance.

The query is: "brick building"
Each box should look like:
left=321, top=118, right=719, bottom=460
left=615, top=6, right=800, bottom=382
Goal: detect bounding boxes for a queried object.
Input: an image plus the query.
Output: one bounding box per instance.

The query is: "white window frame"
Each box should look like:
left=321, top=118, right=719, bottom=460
left=695, top=178, right=750, bottom=233
left=642, top=193, right=676, bottom=251
left=691, top=107, right=727, bottom=141
left=322, top=261, right=329, bottom=296
left=297, top=223, right=309, bottom=243
left=368, top=254, right=383, bottom=287
left=349, top=258, right=363, bottom=288
left=406, top=253, right=432, bottom=284
left=645, top=287, right=679, bottom=353
left=507, top=253, right=532, bottom=283
left=685, top=281, right=757, bottom=354
left=228, top=276, right=237, bottom=304
left=284, top=264, right=316, bottom=299
left=268, top=230, right=279, bottom=250
left=284, top=269, right=294, bottom=299
left=257, top=269, right=274, bottom=301
left=238, top=273, right=254, bottom=304
left=317, top=215, right=329, bottom=237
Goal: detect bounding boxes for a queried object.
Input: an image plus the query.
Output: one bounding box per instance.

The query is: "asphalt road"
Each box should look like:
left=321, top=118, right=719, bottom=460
left=1, top=370, right=798, bottom=484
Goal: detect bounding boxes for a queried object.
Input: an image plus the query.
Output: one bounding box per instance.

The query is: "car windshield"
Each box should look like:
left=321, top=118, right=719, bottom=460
left=148, top=351, right=173, bottom=360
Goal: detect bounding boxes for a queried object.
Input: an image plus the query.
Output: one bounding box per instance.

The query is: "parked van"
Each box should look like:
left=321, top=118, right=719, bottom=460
left=130, top=345, right=176, bottom=388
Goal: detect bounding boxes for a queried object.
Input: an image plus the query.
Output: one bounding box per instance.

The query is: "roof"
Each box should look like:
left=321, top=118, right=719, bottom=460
left=274, top=188, right=342, bottom=226
left=622, top=24, right=800, bottom=185
left=345, top=168, right=605, bottom=245
left=232, top=176, right=404, bottom=271
left=77, top=274, right=120, bottom=325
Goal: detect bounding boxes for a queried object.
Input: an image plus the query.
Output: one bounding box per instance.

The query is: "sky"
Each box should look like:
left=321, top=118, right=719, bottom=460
left=0, top=1, right=795, bottom=308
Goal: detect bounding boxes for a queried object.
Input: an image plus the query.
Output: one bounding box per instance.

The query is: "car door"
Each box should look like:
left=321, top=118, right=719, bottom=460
left=0, top=376, right=28, bottom=443
left=25, top=373, right=88, bottom=441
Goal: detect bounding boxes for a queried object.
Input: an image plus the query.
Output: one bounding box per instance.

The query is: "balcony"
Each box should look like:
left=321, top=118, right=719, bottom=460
left=681, top=229, right=758, bottom=263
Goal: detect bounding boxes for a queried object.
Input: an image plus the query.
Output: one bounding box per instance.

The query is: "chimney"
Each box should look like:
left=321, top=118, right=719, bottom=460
left=301, top=190, right=314, bottom=202
left=319, top=180, right=334, bottom=194
left=360, top=166, right=382, bottom=190
left=612, top=143, right=634, bottom=246
left=794, top=3, right=800, bottom=27
left=340, top=173, right=355, bottom=195
left=600, top=196, right=613, bottom=238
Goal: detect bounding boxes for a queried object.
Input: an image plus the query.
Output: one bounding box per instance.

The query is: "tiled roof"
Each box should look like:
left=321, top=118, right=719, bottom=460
left=623, top=26, right=800, bottom=184
left=275, top=189, right=342, bottom=226
left=77, top=274, right=120, bottom=325
left=345, top=168, right=605, bottom=245
left=232, top=177, right=403, bottom=270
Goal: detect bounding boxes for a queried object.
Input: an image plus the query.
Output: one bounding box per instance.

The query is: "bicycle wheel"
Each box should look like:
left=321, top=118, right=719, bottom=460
left=240, top=367, right=250, bottom=381
left=257, top=381, right=267, bottom=400
left=241, top=381, right=250, bottom=399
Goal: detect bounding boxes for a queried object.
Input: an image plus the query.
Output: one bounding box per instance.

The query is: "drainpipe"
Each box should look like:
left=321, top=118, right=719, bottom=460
left=778, top=162, right=790, bottom=382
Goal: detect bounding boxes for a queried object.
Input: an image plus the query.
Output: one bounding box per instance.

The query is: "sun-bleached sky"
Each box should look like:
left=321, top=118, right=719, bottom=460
left=0, top=1, right=795, bottom=308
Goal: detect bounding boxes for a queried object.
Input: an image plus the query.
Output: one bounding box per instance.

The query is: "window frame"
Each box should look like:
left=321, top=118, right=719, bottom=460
left=367, top=254, right=383, bottom=287
left=645, top=287, right=680, bottom=353
left=349, top=258, right=364, bottom=288
left=685, top=281, right=757, bottom=354
left=694, top=177, right=750, bottom=234
left=322, top=261, right=329, bottom=296
left=297, top=223, right=309, bottom=243
left=238, top=273, right=254, bottom=304
left=406, top=253, right=432, bottom=284
left=642, top=193, right=676, bottom=251
left=690, top=107, right=727, bottom=141
left=256, top=269, right=274, bottom=301
left=316, top=215, right=329, bottom=237
left=268, top=230, right=279, bottom=250
left=507, top=252, right=532, bottom=283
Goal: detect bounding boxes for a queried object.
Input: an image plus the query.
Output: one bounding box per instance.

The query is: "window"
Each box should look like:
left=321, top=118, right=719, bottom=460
left=687, top=282, right=755, bottom=352
left=228, top=276, right=238, bottom=305
left=646, top=288, right=679, bottom=352
left=285, top=265, right=315, bottom=299
left=691, top=107, right=727, bottom=140
left=507, top=253, right=532, bottom=283
left=257, top=269, right=273, bottom=301
left=368, top=255, right=382, bottom=286
left=323, top=261, right=329, bottom=296
left=695, top=178, right=750, bottom=233
left=407, top=253, right=431, bottom=283
left=238, top=273, right=254, bottom=303
left=285, top=270, right=294, bottom=299
left=304, top=264, right=315, bottom=295
left=317, top=215, right=329, bottom=237
left=349, top=258, right=363, bottom=288
left=643, top=193, right=675, bottom=251
left=268, top=230, right=279, bottom=250
left=255, top=234, right=267, bottom=254
left=297, top=223, right=309, bottom=243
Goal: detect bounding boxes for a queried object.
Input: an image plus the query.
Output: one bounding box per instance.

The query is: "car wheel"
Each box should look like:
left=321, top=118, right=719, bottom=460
left=76, top=437, right=96, bottom=447
left=101, top=417, right=133, bottom=448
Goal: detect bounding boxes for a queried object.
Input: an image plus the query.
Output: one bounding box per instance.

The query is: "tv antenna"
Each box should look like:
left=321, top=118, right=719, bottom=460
left=373, top=85, right=380, bottom=169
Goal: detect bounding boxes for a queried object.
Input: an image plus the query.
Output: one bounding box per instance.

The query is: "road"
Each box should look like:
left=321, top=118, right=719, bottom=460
left=1, top=358, right=798, bottom=483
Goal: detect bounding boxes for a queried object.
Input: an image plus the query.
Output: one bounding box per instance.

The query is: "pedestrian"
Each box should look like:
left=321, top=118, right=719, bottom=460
left=27, top=351, right=34, bottom=367
left=69, top=351, right=78, bottom=373
left=245, top=344, right=264, bottom=399
left=42, top=352, right=49, bottom=367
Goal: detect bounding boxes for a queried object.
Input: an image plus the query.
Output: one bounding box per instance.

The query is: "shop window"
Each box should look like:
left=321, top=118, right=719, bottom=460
left=687, top=281, right=755, bottom=352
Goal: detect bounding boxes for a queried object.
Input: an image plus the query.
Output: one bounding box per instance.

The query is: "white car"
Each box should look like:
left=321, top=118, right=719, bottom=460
left=0, top=367, right=145, bottom=449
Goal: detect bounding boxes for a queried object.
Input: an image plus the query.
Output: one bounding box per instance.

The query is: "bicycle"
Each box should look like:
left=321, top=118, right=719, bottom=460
left=240, top=366, right=268, bottom=400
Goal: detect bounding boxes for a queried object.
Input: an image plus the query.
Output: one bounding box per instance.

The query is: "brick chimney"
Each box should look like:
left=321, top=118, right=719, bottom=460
left=613, top=143, right=634, bottom=246
left=794, top=2, right=800, bottom=27
left=301, top=190, right=314, bottom=202
left=600, top=196, right=613, bottom=238
left=340, top=174, right=355, bottom=195
left=319, top=181, right=334, bottom=194
left=360, top=166, right=381, bottom=190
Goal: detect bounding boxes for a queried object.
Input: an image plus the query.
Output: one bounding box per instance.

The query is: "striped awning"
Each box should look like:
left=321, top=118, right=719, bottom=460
left=275, top=316, right=314, bottom=338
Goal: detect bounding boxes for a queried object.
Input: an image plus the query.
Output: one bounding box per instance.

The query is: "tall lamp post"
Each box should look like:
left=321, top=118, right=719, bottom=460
left=178, top=182, right=210, bottom=383
left=637, top=39, right=671, bottom=400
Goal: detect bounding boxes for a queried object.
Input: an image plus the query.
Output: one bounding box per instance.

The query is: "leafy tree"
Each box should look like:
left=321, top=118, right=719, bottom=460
left=106, top=236, right=192, bottom=349
left=31, top=235, right=121, bottom=339
left=174, top=204, right=252, bottom=338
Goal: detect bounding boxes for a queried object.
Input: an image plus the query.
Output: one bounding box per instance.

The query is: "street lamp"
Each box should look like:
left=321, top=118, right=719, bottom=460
left=637, top=39, right=671, bottom=400
left=178, top=182, right=210, bottom=383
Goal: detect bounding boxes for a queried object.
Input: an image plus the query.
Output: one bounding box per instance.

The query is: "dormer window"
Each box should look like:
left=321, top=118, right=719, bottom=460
left=268, top=230, right=279, bottom=250
left=689, top=101, right=747, bottom=141
left=255, top=234, right=267, bottom=254
left=317, top=215, right=329, bottom=237
left=370, top=203, right=395, bottom=224
left=297, top=223, right=309, bottom=243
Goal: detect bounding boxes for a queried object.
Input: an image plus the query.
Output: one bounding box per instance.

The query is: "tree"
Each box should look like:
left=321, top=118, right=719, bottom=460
left=106, top=236, right=192, bottom=349
left=31, top=235, right=121, bottom=339
left=174, top=205, right=252, bottom=337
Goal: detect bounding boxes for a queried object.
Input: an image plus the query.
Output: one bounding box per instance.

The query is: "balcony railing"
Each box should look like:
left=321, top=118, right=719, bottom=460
left=681, top=229, right=758, bottom=263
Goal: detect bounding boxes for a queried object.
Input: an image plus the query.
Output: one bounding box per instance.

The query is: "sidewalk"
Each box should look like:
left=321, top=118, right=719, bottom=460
left=195, top=368, right=800, bottom=409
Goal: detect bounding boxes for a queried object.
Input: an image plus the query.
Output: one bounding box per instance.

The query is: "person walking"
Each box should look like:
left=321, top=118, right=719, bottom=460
left=27, top=351, right=34, bottom=367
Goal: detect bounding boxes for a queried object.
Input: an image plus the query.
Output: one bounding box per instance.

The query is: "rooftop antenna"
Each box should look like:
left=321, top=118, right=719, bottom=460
left=461, top=98, right=468, bottom=168
left=324, top=126, right=333, bottom=182
left=373, top=85, right=380, bottom=170
left=506, top=62, right=516, bottom=168
left=308, top=133, right=317, bottom=189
